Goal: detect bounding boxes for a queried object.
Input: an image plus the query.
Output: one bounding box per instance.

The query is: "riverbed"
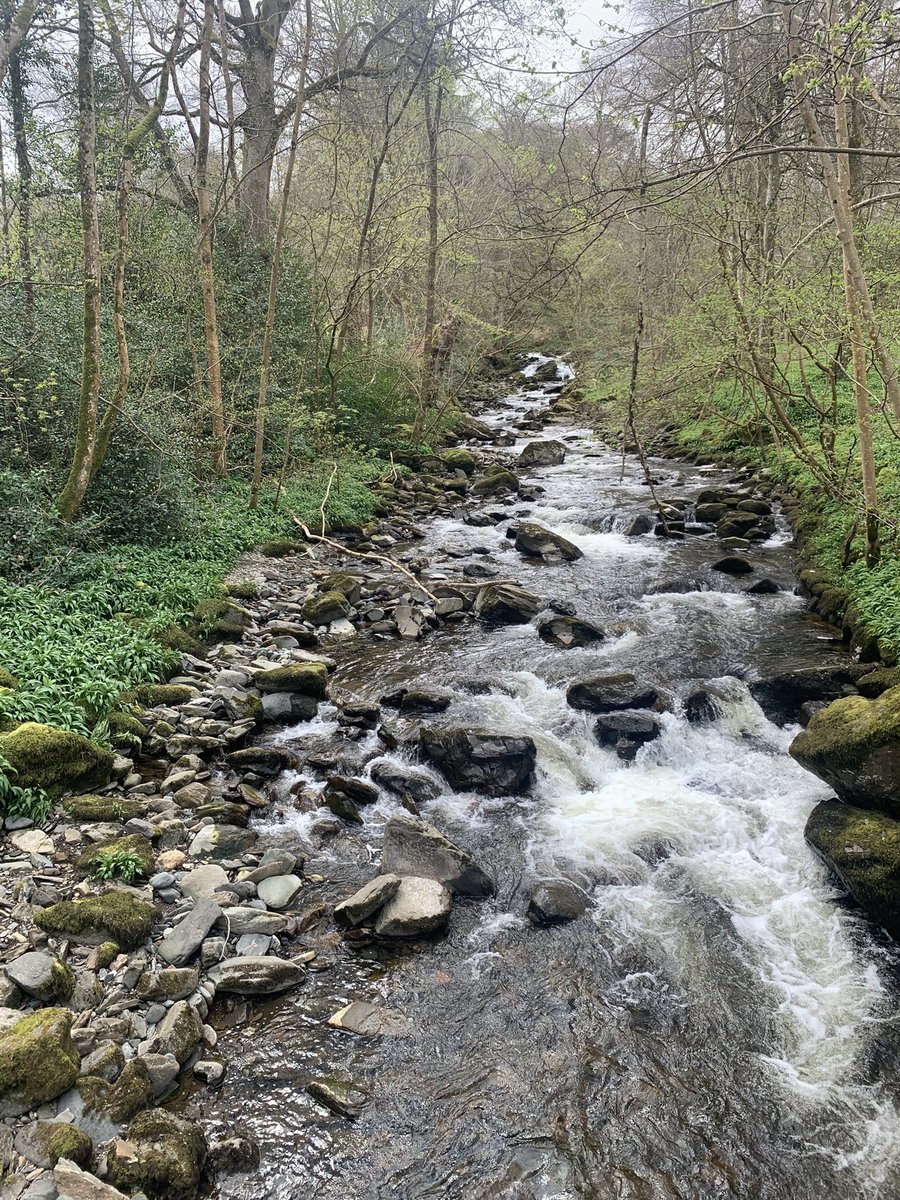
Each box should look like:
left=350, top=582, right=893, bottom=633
left=201, top=359, right=900, bottom=1200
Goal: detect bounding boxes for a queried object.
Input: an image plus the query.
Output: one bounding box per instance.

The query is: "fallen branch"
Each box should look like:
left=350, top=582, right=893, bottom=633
left=319, top=462, right=338, bottom=537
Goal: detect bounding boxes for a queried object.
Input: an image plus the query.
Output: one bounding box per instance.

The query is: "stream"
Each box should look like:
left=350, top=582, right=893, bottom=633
left=201, top=358, right=900, bottom=1200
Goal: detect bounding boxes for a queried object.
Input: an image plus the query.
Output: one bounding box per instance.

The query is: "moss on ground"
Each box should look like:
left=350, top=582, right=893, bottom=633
left=0, top=722, right=113, bottom=797
left=76, top=834, right=156, bottom=879
left=62, top=794, right=143, bottom=822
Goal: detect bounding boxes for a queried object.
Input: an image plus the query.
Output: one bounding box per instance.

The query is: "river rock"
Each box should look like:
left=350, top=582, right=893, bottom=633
left=188, top=823, right=257, bottom=860
left=370, top=760, right=440, bottom=803
left=334, top=874, right=402, bottom=926
left=398, top=689, right=452, bottom=714
left=381, top=814, right=494, bottom=897
left=107, top=1110, right=206, bottom=1200
left=712, top=555, right=753, bottom=575
left=145, top=1000, right=202, bottom=1063
left=746, top=577, right=782, bottom=595
left=594, top=712, right=661, bottom=760
left=207, top=956, right=306, bottom=995
left=527, top=880, right=589, bottom=925
left=252, top=662, right=329, bottom=696
left=225, top=745, right=296, bottom=778
left=0, top=1009, right=79, bottom=1117
left=805, top=800, right=900, bottom=936
left=261, top=692, right=319, bottom=723
left=16, top=1120, right=93, bottom=1169
left=238, top=848, right=297, bottom=883
left=749, top=666, right=865, bottom=727
left=256, top=874, right=302, bottom=909
left=471, top=468, right=520, bottom=496
left=514, top=521, right=583, bottom=562
left=35, top=892, right=155, bottom=950
left=180, top=863, right=228, bottom=900
left=326, top=1000, right=413, bottom=1036
left=54, top=1159, right=129, bottom=1200
left=136, top=967, right=199, bottom=1001
left=538, top=616, right=604, bottom=648
left=0, top=722, right=113, bottom=797
left=474, top=581, right=541, bottom=624
left=623, top=514, right=654, bottom=536
left=159, top=897, right=222, bottom=966
left=6, top=951, right=74, bottom=1003
left=518, top=439, right=566, bottom=467
left=790, top=686, right=900, bottom=813
left=306, top=1077, right=369, bottom=1119
left=419, top=727, right=536, bottom=796
left=10, top=828, right=54, bottom=855
left=374, top=877, right=452, bottom=937
left=567, top=673, right=658, bottom=714
left=216, top=907, right=288, bottom=935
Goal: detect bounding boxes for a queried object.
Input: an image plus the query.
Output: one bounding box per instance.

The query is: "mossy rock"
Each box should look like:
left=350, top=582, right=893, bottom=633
left=252, top=662, right=328, bottom=698
left=126, top=684, right=198, bottom=709
left=226, top=579, right=259, bottom=600
left=440, top=448, right=478, bottom=475
left=471, top=469, right=519, bottom=496
left=63, top=794, right=143, bottom=823
left=76, top=835, right=156, bottom=880
left=260, top=539, right=302, bottom=558
left=154, top=625, right=208, bottom=658
left=319, top=572, right=362, bottom=605
left=93, top=941, right=120, bottom=969
left=857, top=667, right=900, bottom=700
left=0, top=1009, right=79, bottom=1117
left=193, top=598, right=253, bottom=641
left=301, top=591, right=351, bottom=625
left=108, top=711, right=147, bottom=750
left=108, top=1109, right=207, bottom=1200
left=36, top=891, right=156, bottom=950
left=24, top=1120, right=93, bottom=1168
left=75, top=1058, right=154, bottom=1124
left=806, top=800, right=900, bottom=937
left=0, top=667, right=17, bottom=689
left=790, top=686, right=900, bottom=814
left=0, top=722, right=113, bottom=798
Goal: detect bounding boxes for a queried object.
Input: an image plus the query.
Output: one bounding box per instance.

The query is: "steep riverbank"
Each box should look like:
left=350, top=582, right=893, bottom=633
left=3, top=357, right=900, bottom=1200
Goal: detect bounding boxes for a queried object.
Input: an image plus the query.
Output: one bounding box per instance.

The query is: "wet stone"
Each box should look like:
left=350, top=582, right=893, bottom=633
left=306, top=1077, right=370, bottom=1119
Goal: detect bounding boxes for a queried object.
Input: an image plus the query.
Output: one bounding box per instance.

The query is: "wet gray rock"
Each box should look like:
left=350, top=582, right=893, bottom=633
left=594, top=712, right=661, bottom=760
left=6, top=951, right=73, bottom=1003
left=685, top=688, right=720, bottom=724
left=225, top=745, right=295, bottom=778
left=326, top=1000, right=413, bottom=1036
left=745, top=577, right=782, bottom=595
left=306, top=1077, right=369, bottom=1119
left=194, top=1059, right=225, bottom=1085
left=334, top=874, right=402, bottom=927
left=256, top=874, right=302, bottom=909
left=518, top=439, right=567, bottom=467
left=420, top=727, right=536, bottom=796
left=374, top=876, right=452, bottom=937
left=527, top=880, right=589, bottom=925
left=623, top=513, right=654, bottom=536
left=748, top=665, right=866, bottom=727
left=712, top=555, right=753, bottom=576
left=188, top=823, right=257, bottom=860
left=474, top=582, right=541, bottom=625
left=381, top=814, right=494, bottom=897
left=567, top=673, right=658, bottom=714
left=324, top=776, right=379, bottom=807
left=538, top=615, right=604, bottom=649
left=159, top=897, right=222, bottom=966
left=207, top=956, right=306, bottom=995
left=513, top=521, right=583, bottom=562
left=261, top=692, right=319, bottom=723
left=398, top=689, right=452, bottom=714
left=216, top=907, right=287, bottom=935
left=369, top=760, right=440, bottom=803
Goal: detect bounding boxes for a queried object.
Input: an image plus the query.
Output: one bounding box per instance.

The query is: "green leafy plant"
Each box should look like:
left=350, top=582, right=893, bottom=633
left=92, top=847, right=145, bottom=883
left=0, top=751, right=51, bottom=825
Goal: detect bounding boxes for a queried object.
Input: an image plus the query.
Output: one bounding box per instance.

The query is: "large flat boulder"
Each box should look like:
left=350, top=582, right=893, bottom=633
left=805, top=800, right=900, bottom=936
left=566, top=673, right=658, bottom=714
left=374, top=877, right=452, bottom=937
left=513, top=522, right=582, bottom=563
left=381, top=814, right=494, bottom=897
left=474, top=582, right=541, bottom=625
left=419, top=727, right=536, bottom=796
left=749, top=666, right=866, bottom=727
left=790, top=686, right=900, bottom=813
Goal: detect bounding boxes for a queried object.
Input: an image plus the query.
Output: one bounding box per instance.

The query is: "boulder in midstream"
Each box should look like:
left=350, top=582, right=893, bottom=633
left=419, top=727, right=536, bottom=796
left=381, top=814, right=494, bottom=897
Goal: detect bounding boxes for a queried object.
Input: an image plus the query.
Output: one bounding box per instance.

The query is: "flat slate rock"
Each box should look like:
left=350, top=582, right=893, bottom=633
left=158, top=896, right=222, bottom=966
left=208, top=955, right=306, bottom=995
left=326, top=1000, right=413, bottom=1037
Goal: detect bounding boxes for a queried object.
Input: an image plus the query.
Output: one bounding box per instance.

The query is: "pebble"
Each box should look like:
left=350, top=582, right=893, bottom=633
left=194, top=1059, right=226, bottom=1085
left=149, top=872, right=176, bottom=890
left=145, top=1004, right=166, bottom=1026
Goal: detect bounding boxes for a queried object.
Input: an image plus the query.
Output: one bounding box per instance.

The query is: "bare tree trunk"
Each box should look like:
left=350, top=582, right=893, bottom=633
left=8, top=34, right=31, bottom=336
left=57, top=0, right=100, bottom=521
left=249, top=0, right=314, bottom=508
left=414, top=67, right=442, bottom=443
left=198, top=0, right=227, bottom=476
left=0, top=0, right=36, bottom=87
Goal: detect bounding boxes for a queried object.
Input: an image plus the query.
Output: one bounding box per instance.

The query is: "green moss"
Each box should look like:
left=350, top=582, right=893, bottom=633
left=857, top=667, right=900, bottom=699
left=93, top=941, right=120, bottom=968
left=107, top=711, right=146, bottom=749
left=126, top=683, right=197, bottom=708
left=301, top=591, right=350, bottom=625
left=0, top=722, right=113, bottom=798
left=153, top=625, right=208, bottom=658
left=35, top=891, right=156, bottom=950
left=0, top=1009, right=79, bottom=1115
left=63, top=794, right=143, bottom=823
left=806, top=800, right=900, bottom=935
left=135, top=967, right=198, bottom=1001
left=319, top=572, right=362, bottom=604
left=440, top=448, right=478, bottom=474
left=251, top=662, right=328, bottom=697
left=471, top=469, right=519, bottom=495
left=260, top=539, right=302, bottom=558
left=48, top=957, right=76, bottom=1002
left=85, top=1059, right=154, bottom=1123
left=226, top=579, right=259, bottom=600
left=33, top=1120, right=93, bottom=1167
left=76, top=835, right=155, bottom=879
left=192, top=597, right=251, bottom=640
left=108, top=1109, right=206, bottom=1200
left=0, top=668, right=17, bottom=689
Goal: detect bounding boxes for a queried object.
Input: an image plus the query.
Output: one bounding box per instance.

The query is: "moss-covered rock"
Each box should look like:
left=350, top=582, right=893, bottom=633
left=76, top=835, right=156, bottom=880
left=108, top=1109, right=207, bottom=1200
left=226, top=579, right=259, bottom=600
left=301, top=591, right=351, bottom=625
left=857, top=667, right=900, bottom=699
left=805, top=800, right=900, bottom=936
left=36, top=892, right=156, bottom=950
left=251, top=662, right=328, bottom=697
left=319, top=572, right=362, bottom=605
left=154, top=625, right=208, bottom=658
left=260, top=539, right=302, bottom=558
left=107, top=711, right=147, bottom=749
left=75, top=1058, right=154, bottom=1125
left=192, top=597, right=253, bottom=640
left=0, top=722, right=113, bottom=798
left=471, top=468, right=520, bottom=495
left=440, top=448, right=478, bottom=475
left=0, top=667, right=18, bottom=689
left=135, top=967, right=199, bottom=1002
left=92, top=941, right=120, bottom=969
left=127, top=684, right=198, bottom=709
left=62, top=794, right=143, bottom=823
left=25, top=1120, right=93, bottom=1168
left=790, top=686, right=900, bottom=814
left=0, top=1009, right=80, bottom=1117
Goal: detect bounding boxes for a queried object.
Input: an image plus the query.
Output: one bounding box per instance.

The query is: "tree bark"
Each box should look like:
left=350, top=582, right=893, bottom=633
left=7, top=32, right=31, bottom=336
left=57, top=0, right=101, bottom=521
left=414, top=64, right=442, bottom=443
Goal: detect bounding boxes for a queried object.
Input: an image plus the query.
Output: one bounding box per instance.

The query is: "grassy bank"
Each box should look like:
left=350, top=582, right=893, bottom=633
left=585, top=359, right=900, bottom=663
left=0, top=459, right=388, bottom=740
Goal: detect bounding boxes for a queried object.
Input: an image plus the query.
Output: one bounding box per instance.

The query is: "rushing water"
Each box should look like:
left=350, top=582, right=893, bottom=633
left=201, top=358, right=900, bottom=1200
